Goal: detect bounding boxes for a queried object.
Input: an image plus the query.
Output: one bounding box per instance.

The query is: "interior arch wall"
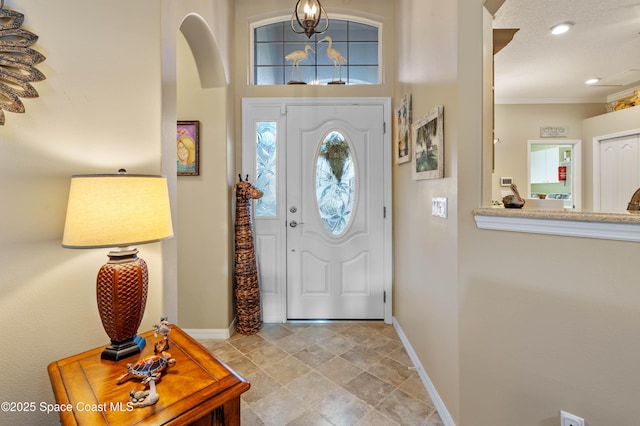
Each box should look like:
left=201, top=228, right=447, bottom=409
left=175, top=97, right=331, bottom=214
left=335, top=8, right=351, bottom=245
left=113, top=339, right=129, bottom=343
left=181, top=14, right=227, bottom=88
left=161, top=1, right=235, bottom=331
left=176, top=29, right=231, bottom=332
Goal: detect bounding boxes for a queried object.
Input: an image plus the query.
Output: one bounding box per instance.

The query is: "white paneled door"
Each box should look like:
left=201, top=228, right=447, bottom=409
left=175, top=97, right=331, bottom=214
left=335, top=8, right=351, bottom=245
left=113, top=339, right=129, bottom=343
left=286, top=104, right=385, bottom=320
left=242, top=98, right=392, bottom=323
left=598, top=134, right=640, bottom=212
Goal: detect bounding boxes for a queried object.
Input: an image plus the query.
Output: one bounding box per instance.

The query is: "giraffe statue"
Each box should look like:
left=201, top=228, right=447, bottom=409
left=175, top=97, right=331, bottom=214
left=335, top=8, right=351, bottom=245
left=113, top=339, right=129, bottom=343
left=233, top=174, right=264, bottom=335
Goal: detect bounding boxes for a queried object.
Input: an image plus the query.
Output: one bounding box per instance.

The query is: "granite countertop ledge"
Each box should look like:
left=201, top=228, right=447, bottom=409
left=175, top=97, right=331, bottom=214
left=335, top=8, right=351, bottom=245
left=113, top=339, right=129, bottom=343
left=473, top=207, right=640, bottom=224
left=473, top=207, right=640, bottom=242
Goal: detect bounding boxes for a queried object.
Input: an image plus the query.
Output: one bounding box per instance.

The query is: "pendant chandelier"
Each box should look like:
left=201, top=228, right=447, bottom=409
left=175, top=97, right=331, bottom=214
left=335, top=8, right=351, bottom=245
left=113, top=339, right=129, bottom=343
left=290, top=0, right=329, bottom=39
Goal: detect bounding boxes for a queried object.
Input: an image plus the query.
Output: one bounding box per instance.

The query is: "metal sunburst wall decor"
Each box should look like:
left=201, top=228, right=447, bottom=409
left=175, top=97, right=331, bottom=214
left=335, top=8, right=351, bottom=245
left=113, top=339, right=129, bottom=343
left=0, top=0, right=46, bottom=125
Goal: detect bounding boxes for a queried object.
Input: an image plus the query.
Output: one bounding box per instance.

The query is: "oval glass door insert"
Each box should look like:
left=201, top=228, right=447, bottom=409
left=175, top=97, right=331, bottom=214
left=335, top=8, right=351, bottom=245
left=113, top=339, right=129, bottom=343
left=315, top=130, right=356, bottom=235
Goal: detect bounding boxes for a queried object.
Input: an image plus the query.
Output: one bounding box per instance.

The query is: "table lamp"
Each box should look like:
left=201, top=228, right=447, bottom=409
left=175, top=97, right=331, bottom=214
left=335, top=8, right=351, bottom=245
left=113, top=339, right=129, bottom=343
left=62, top=171, right=173, bottom=361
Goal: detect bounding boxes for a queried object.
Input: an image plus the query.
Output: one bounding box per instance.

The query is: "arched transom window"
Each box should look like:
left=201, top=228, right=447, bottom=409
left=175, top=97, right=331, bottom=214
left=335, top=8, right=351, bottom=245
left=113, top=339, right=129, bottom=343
left=252, top=18, right=380, bottom=85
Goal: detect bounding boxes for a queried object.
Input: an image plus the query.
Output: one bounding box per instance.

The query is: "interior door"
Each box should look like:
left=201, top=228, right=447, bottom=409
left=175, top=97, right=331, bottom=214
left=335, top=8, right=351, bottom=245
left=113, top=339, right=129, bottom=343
left=286, top=104, right=385, bottom=319
left=527, top=139, right=582, bottom=210
left=599, top=134, right=640, bottom=212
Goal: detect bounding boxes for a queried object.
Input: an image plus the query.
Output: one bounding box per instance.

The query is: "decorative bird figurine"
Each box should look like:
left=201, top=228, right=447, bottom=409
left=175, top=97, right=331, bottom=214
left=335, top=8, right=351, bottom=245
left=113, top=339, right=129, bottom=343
left=319, top=36, right=346, bottom=83
left=153, top=316, right=171, bottom=353
left=285, top=44, right=315, bottom=84
left=503, top=183, right=525, bottom=208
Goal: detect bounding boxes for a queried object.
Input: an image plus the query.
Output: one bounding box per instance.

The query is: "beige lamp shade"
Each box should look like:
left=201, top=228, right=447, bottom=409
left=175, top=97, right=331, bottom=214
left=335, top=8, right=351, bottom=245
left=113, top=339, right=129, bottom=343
left=62, top=174, right=174, bottom=249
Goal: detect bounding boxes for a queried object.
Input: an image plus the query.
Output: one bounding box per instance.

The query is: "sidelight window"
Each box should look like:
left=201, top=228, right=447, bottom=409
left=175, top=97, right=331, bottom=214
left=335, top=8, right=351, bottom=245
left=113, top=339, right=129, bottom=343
left=255, top=121, right=277, bottom=217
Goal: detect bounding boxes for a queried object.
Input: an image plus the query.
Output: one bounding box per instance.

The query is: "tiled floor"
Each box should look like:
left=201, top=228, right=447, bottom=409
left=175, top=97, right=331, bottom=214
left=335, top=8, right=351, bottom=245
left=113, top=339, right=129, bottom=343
left=199, top=321, right=444, bottom=425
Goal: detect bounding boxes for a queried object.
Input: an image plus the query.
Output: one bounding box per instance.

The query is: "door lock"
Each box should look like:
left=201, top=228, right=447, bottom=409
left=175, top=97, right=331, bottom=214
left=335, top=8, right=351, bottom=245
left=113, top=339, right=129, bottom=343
left=289, top=206, right=297, bottom=213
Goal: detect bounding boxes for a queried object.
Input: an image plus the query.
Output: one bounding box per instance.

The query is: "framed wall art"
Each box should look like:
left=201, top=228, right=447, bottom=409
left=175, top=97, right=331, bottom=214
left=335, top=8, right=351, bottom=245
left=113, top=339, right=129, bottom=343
left=395, top=93, right=412, bottom=164
left=177, top=121, right=200, bottom=176
left=412, top=105, right=444, bottom=180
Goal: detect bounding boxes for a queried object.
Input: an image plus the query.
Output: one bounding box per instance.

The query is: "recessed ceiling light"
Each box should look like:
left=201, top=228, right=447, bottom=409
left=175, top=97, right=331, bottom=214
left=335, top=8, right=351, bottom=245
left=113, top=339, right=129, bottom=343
left=550, top=22, right=573, bottom=35
left=585, top=78, right=601, bottom=85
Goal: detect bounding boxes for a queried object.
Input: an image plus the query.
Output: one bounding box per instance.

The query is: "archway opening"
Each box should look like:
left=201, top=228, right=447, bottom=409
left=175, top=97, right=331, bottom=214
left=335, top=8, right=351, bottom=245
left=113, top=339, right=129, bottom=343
left=176, top=15, right=232, bottom=331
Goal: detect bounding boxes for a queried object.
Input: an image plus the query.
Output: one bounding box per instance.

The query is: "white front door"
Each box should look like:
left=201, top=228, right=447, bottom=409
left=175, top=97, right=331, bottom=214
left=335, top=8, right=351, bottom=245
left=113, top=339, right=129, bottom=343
left=286, top=104, right=385, bottom=319
left=242, top=98, right=392, bottom=323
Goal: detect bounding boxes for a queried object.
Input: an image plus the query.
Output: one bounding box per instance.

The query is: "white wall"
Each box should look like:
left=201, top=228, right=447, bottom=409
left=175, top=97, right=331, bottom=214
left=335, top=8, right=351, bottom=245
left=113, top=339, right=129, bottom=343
left=161, top=0, right=234, bottom=330
left=0, top=1, right=162, bottom=424
left=176, top=32, right=232, bottom=329
left=394, top=1, right=640, bottom=424
left=394, top=0, right=461, bottom=421
left=0, top=1, right=235, bottom=423
left=459, top=7, right=640, bottom=426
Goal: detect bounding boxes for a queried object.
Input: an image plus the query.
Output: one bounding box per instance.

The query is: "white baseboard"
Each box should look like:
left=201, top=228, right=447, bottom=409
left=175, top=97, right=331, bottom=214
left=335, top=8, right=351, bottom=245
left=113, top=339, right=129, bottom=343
left=393, top=317, right=456, bottom=426
left=183, top=318, right=237, bottom=340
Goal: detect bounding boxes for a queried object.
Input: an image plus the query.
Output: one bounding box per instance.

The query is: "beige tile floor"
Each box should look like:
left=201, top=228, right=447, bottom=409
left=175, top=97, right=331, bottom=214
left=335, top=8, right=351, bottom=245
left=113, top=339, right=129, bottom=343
left=199, top=321, right=444, bottom=426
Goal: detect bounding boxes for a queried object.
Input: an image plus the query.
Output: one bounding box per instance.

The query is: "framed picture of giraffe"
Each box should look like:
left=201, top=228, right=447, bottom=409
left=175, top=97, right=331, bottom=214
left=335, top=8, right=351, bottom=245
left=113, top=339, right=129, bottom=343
left=177, top=121, right=200, bottom=176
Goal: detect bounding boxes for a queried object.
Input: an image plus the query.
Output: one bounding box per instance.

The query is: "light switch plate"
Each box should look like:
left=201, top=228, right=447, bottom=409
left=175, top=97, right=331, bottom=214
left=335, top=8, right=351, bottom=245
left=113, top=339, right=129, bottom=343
left=432, top=197, right=448, bottom=218
left=560, top=410, right=585, bottom=426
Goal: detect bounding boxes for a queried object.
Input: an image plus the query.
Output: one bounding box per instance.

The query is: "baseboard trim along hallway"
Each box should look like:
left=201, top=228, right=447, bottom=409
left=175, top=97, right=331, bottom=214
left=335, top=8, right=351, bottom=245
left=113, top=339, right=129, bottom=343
left=184, top=318, right=237, bottom=340
left=393, top=317, right=455, bottom=426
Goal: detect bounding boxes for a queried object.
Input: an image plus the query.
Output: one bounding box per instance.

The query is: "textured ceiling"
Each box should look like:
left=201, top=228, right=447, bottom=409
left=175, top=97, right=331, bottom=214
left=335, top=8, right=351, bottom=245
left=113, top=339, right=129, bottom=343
left=493, top=0, right=640, bottom=104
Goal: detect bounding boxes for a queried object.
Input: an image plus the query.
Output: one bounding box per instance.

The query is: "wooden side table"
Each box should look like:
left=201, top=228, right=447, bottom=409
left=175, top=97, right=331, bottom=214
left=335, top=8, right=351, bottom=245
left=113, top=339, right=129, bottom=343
left=48, top=325, right=249, bottom=425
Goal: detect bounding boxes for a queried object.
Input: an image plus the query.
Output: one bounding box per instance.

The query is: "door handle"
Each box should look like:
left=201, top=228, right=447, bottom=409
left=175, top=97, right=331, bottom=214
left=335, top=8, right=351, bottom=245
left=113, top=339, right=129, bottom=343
left=289, top=220, right=304, bottom=228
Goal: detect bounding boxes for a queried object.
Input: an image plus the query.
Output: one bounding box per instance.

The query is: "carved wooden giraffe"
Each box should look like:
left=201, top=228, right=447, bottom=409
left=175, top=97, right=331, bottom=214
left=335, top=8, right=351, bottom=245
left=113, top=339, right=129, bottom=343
left=233, top=174, right=263, bottom=334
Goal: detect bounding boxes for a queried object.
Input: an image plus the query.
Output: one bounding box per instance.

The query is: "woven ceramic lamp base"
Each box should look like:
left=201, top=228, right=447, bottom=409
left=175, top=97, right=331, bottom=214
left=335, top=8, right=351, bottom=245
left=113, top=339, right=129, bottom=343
left=97, top=248, right=148, bottom=360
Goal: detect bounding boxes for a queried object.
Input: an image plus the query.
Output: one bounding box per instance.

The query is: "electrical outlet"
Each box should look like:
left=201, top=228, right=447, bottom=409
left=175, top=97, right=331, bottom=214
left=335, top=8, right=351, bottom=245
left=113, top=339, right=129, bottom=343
left=560, top=410, right=585, bottom=426
left=431, top=197, right=448, bottom=218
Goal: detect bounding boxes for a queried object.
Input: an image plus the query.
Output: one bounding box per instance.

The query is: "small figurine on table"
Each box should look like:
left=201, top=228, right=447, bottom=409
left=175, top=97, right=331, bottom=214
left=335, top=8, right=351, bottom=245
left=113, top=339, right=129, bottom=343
left=118, top=351, right=176, bottom=409
left=153, top=316, right=171, bottom=353
left=129, top=386, right=159, bottom=408
left=117, top=351, right=176, bottom=386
